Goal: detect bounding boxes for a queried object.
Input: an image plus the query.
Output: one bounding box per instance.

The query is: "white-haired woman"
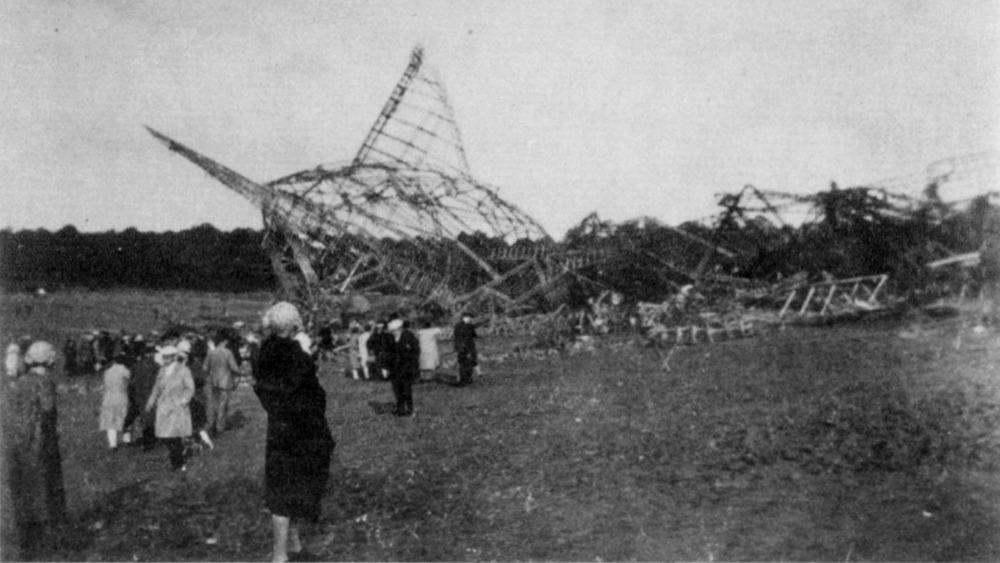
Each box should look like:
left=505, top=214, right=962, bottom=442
left=145, top=346, right=194, bottom=471
left=254, top=302, right=335, bottom=563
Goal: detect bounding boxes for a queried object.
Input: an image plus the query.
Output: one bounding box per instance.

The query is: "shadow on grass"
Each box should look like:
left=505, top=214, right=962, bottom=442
left=315, top=465, right=510, bottom=561
left=367, top=400, right=397, bottom=416
left=42, top=476, right=272, bottom=562
left=223, top=409, right=249, bottom=432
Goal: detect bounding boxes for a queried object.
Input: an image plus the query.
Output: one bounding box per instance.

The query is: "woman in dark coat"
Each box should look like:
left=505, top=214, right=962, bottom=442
left=254, top=302, right=335, bottom=563
left=1, top=341, right=66, bottom=558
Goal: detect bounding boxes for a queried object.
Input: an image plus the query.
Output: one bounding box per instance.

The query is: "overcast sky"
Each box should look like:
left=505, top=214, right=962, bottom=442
left=2, top=0, right=997, bottom=237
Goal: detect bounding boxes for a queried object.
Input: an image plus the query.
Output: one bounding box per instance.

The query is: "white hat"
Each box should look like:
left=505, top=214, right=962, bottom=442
left=387, top=319, right=404, bottom=331
left=24, top=341, right=57, bottom=367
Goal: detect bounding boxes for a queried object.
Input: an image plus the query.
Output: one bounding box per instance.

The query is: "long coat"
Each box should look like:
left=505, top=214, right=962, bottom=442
left=416, top=327, right=442, bottom=371
left=146, top=362, right=194, bottom=438
left=1, top=367, right=66, bottom=526
left=453, top=320, right=478, bottom=367
left=254, top=335, right=335, bottom=521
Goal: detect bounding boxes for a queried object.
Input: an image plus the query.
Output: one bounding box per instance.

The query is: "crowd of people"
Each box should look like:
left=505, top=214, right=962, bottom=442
left=1, top=324, right=254, bottom=558
left=82, top=326, right=255, bottom=457
left=2, top=303, right=480, bottom=561
left=337, top=314, right=477, bottom=389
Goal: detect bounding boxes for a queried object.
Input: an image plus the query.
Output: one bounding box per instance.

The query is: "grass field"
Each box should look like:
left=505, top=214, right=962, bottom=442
left=2, top=290, right=999, bottom=561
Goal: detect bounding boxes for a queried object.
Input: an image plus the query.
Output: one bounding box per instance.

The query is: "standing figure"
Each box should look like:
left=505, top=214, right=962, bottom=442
left=317, top=323, right=334, bottom=361
left=62, top=337, right=78, bottom=377
left=179, top=339, right=214, bottom=451
left=98, top=353, right=130, bottom=450
left=453, top=314, right=479, bottom=387
left=1, top=341, right=66, bottom=558
left=365, top=322, right=383, bottom=380
left=122, top=344, right=158, bottom=448
left=345, top=325, right=362, bottom=379
left=4, top=343, right=23, bottom=378
left=145, top=346, right=194, bottom=471
left=243, top=332, right=261, bottom=385
left=203, top=334, right=241, bottom=436
left=77, top=333, right=95, bottom=376
left=95, top=330, right=114, bottom=373
left=387, top=319, right=420, bottom=416
left=371, top=320, right=394, bottom=380
left=254, top=302, right=335, bottom=563
left=416, top=320, right=442, bottom=382
left=357, top=323, right=372, bottom=379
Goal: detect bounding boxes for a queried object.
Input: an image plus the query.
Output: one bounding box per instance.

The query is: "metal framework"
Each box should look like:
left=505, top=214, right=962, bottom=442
left=149, top=46, right=744, bottom=324
left=148, top=46, right=572, bottom=323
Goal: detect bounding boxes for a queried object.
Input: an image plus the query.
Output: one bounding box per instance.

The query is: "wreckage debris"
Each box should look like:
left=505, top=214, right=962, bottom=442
left=778, top=274, right=888, bottom=318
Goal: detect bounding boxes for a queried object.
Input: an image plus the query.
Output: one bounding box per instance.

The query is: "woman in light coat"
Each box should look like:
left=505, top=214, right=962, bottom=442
left=98, top=353, right=130, bottom=450
left=145, top=346, right=194, bottom=471
left=416, top=321, right=442, bottom=381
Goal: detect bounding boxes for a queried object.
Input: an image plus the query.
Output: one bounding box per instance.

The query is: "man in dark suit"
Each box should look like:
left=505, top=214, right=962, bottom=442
left=453, top=314, right=478, bottom=387
left=387, top=319, right=420, bottom=416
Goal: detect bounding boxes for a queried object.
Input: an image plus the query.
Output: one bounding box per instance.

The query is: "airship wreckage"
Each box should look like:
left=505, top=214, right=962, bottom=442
left=149, top=46, right=998, bottom=330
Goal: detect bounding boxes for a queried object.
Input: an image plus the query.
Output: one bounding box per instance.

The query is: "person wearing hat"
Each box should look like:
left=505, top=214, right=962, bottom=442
left=145, top=345, right=195, bottom=471
left=386, top=318, right=420, bottom=416
left=254, top=302, right=335, bottom=563
left=1, top=341, right=66, bottom=558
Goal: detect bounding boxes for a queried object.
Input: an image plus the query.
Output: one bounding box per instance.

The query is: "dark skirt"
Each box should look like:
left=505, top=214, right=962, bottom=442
left=264, top=417, right=335, bottom=521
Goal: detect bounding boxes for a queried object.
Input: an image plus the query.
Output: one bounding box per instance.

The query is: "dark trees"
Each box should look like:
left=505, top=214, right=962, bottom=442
left=0, top=224, right=275, bottom=292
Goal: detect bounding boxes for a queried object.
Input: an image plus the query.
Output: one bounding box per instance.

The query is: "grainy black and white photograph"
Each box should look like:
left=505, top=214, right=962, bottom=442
left=1, top=1, right=998, bottom=561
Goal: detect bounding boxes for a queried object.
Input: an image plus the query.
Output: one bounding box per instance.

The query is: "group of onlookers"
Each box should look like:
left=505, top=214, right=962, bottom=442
left=0, top=325, right=254, bottom=558
left=342, top=317, right=473, bottom=381
left=99, top=328, right=251, bottom=467
left=1, top=307, right=480, bottom=562
left=338, top=313, right=479, bottom=414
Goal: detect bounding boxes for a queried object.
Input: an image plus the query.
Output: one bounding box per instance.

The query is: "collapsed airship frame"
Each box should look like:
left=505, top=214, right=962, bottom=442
left=149, top=46, right=662, bottom=323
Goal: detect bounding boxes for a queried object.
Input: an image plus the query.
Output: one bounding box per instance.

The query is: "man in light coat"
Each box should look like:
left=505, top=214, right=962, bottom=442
left=202, top=334, right=241, bottom=436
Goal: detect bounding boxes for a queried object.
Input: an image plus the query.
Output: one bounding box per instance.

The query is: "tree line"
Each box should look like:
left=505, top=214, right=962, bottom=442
left=2, top=191, right=996, bottom=299
left=0, top=224, right=276, bottom=292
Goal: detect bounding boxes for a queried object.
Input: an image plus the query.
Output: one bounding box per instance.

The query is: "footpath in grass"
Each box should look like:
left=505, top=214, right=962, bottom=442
left=36, top=321, right=1000, bottom=561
